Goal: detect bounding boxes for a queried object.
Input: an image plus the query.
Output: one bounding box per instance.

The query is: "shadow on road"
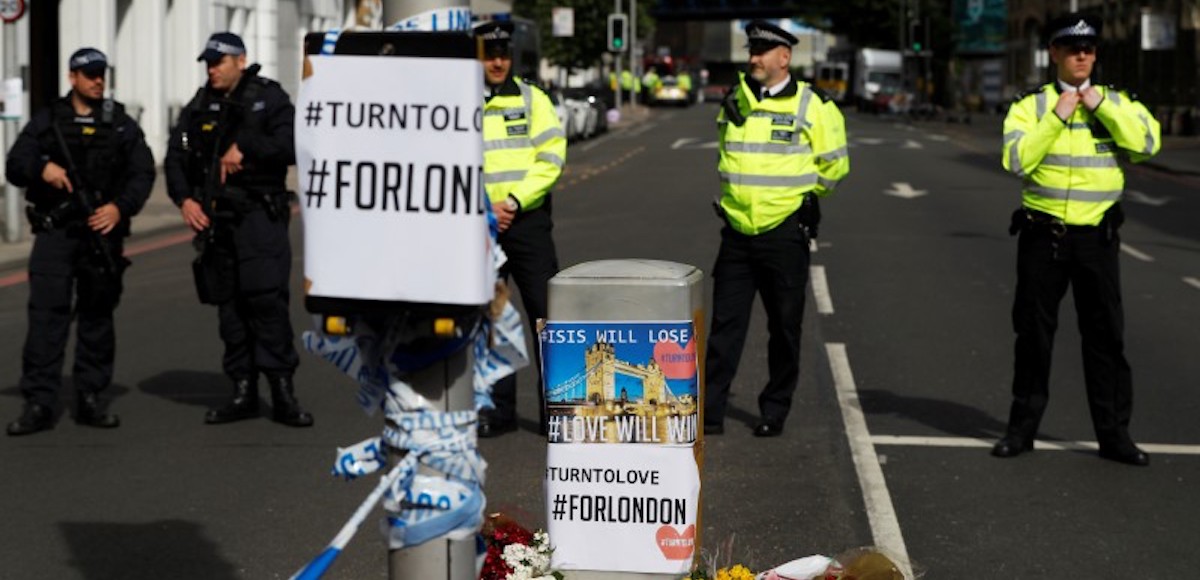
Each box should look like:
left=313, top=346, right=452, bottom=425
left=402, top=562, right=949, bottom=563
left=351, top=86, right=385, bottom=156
left=858, top=388, right=1008, bottom=439
left=138, top=370, right=230, bottom=408
left=60, top=520, right=238, bottom=580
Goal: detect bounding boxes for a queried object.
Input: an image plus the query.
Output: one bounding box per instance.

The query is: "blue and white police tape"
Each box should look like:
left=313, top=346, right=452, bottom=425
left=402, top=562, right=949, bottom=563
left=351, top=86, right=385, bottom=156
left=385, top=476, right=484, bottom=549
left=288, top=463, right=406, bottom=580
left=320, top=29, right=341, bottom=55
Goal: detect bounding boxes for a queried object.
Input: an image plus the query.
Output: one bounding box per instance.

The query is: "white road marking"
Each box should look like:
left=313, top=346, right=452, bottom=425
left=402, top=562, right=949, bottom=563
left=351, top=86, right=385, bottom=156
left=670, top=137, right=697, bottom=149
left=927, top=134, right=949, bottom=141
left=883, top=182, right=928, bottom=199
left=901, top=139, right=924, bottom=149
left=580, top=132, right=615, bottom=152
left=871, top=435, right=1200, bottom=455
left=625, top=122, right=658, bottom=138
left=1119, top=242, right=1155, bottom=262
left=810, top=265, right=834, bottom=314
left=857, top=137, right=885, bottom=145
left=1124, top=189, right=1171, bottom=207
left=1184, top=277, right=1200, bottom=291
left=827, top=343, right=913, bottom=579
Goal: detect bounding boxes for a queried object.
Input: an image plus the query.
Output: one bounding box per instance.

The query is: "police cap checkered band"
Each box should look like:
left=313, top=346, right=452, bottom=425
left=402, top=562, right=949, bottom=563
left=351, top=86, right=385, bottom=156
left=68, top=48, right=108, bottom=72
left=1048, top=14, right=1101, bottom=45
left=197, top=32, right=246, bottom=62
left=745, top=20, right=798, bottom=48
left=474, top=21, right=514, bottom=42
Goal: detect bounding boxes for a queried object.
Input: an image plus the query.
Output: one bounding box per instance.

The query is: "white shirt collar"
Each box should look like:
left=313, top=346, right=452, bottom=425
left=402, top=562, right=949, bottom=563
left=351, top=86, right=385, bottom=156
left=762, top=75, right=792, bottom=99
left=1058, top=78, right=1091, bottom=93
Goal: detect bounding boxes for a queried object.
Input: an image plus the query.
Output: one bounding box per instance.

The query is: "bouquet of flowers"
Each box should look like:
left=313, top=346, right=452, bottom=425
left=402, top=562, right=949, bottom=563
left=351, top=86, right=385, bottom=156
left=681, top=534, right=755, bottom=580
left=479, top=513, right=564, bottom=580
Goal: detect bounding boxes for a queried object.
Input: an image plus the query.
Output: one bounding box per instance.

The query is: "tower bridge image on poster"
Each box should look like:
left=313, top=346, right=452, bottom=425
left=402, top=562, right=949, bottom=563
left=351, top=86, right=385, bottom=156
left=540, top=321, right=699, bottom=445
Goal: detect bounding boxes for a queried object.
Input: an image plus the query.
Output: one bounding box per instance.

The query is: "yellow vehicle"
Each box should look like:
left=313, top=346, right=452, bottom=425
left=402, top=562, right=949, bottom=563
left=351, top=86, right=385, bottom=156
left=815, top=61, right=849, bottom=102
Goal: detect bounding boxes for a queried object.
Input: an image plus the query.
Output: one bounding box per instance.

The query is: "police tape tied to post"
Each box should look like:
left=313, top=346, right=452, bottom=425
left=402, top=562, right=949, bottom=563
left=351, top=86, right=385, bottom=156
left=541, top=321, right=702, bottom=575
left=289, top=50, right=532, bottom=580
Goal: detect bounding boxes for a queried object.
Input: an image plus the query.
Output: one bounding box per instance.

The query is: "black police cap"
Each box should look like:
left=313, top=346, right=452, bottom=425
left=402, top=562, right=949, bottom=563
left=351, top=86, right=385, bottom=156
left=745, top=20, right=798, bottom=50
left=198, top=32, right=246, bottom=63
left=68, top=48, right=108, bottom=76
left=1047, top=13, right=1101, bottom=46
left=474, top=21, right=515, bottom=56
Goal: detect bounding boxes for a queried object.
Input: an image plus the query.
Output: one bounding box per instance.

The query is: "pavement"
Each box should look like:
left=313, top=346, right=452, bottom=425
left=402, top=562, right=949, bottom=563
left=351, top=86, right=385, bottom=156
left=3, top=105, right=1189, bottom=273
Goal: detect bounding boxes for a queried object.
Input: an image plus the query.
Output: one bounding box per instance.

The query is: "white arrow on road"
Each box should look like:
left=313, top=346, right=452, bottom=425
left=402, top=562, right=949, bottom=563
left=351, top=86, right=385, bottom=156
left=1124, top=189, right=1171, bottom=207
left=671, top=138, right=719, bottom=150
left=884, top=182, right=928, bottom=199
left=901, top=139, right=924, bottom=149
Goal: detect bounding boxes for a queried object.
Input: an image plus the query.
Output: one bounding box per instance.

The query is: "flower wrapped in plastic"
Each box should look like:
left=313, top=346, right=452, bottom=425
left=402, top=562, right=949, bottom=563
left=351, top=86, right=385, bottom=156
left=479, top=513, right=564, bottom=580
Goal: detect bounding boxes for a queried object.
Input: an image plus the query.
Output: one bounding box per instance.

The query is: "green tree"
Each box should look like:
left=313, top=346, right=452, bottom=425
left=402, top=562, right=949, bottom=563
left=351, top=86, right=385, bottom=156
left=514, top=0, right=655, bottom=75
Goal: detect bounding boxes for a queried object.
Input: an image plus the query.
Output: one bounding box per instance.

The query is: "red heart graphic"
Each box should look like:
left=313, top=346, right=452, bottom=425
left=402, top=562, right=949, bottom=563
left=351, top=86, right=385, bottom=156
left=653, top=339, right=697, bottom=380
left=656, top=524, right=695, bottom=560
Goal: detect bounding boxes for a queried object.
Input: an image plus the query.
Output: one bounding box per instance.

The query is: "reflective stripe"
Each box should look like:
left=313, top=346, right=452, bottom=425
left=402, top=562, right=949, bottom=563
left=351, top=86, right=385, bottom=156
left=1138, top=112, right=1156, bottom=154
left=1027, top=185, right=1122, bottom=202
left=748, top=111, right=796, bottom=123
left=1108, top=90, right=1122, bottom=106
left=484, top=170, right=528, bottom=184
left=818, top=146, right=848, bottom=161
left=1003, top=130, right=1024, bottom=143
left=1067, top=122, right=1091, bottom=130
left=796, top=85, right=813, bottom=136
left=725, top=142, right=811, bottom=155
left=536, top=152, right=564, bottom=168
left=1040, top=154, right=1119, bottom=168
left=818, top=177, right=841, bottom=190
left=719, top=172, right=819, bottom=187
left=531, top=127, right=565, bottom=146
left=518, top=80, right=532, bottom=119
left=1035, top=92, right=1047, bottom=120
left=484, top=108, right=525, bottom=117
left=1007, top=139, right=1024, bottom=177
left=483, top=138, right=532, bottom=151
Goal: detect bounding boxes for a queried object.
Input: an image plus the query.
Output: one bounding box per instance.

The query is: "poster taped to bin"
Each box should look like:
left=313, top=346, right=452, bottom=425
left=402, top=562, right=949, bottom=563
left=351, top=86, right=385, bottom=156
left=540, top=320, right=698, bottom=445
left=546, top=444, right=700, bottom=574
left=295, top=55, right=495, bottom=306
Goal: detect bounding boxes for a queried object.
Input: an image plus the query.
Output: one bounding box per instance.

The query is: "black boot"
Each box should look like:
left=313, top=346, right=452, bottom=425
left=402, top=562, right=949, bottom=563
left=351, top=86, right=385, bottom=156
left=7, top=402, right=54, bottom=436
left=205, top=378, right=260, bottom=424
left=268, top=376, right=313, bottom=428
left=76, top=391, right=120, bottom=428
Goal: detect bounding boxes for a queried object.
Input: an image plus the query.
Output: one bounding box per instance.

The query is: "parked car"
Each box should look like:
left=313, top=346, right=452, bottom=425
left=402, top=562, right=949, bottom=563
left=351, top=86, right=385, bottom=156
left=547, top=90, right=579, bottom=141
left=563, top=87, right=607, bottom=137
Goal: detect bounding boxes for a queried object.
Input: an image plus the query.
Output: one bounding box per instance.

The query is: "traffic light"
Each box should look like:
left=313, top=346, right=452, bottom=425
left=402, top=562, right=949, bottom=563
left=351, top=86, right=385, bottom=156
left=607, top=13, right=628, bottom=53
left=910, top=19, right=925, bottom=53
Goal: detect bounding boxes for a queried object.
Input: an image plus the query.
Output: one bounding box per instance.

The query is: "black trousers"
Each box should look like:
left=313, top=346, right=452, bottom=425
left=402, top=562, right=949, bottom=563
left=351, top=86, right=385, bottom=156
left=490, top=206, right=558, bottom=424
left=704, top=213, right=810, bottom=428
left=19, top=228, right=125, bottom=407
left=1006, top=224, right=1134, bottom=449
left=216, top=209, right=298, bottom=382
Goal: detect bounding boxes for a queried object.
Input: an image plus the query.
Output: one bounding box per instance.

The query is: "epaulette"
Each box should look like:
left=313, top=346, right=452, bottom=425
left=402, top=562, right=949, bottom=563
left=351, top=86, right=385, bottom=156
left=1105, top=84, right=1137, bottom=100
left=809, top=86, right=834, bottom=103
left=1012, top=85, right=1047, bottom=103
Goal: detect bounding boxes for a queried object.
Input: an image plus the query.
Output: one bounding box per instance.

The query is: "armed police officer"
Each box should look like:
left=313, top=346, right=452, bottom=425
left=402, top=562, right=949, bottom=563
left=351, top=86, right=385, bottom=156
left=164, top=32, right=312, bottom=428
left=994, top=14, right=1159, bottom=466
left=703, top=21, right=849, bottom=438
left=5, top=49, right=155, bottom=436
left=475, top=21, right=567, bottom=437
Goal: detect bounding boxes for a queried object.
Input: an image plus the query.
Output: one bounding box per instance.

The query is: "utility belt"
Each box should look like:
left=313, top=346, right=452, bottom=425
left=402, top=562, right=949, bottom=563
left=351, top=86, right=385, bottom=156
left=26, top=201, right=84, bottom=233
left=199, top=186, right=292, bottom=222
left=1009, top=203, right=1124, bottom=242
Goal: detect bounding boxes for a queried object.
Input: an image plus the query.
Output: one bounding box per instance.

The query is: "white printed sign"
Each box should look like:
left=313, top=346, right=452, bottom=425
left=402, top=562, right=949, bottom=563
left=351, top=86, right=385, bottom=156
left=295, top=56, right=495, bottom=306
left=546, top=445, right=700, bottom=574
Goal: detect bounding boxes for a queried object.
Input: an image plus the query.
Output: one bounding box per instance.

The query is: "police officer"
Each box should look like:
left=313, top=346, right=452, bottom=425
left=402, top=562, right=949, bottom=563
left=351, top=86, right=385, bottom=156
left=5, top=48, right=155, bottom=436
left=164, top=32, right=312, bottom=427
left=703, top=21, right=849, bottom=437
left=994, top=14, right=1159, bottom=465
left=475, top=21, right=567, bottom=437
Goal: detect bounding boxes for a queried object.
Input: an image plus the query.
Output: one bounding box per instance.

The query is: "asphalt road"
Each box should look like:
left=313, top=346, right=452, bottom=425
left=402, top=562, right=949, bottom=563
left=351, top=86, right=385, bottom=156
left=1, top=103, right=1198, bottom=579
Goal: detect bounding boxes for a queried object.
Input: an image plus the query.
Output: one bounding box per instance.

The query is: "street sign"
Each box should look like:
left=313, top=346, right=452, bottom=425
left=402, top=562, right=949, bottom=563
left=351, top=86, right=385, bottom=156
left=0, top=0, right=26, bottom=23
left=552, top=7, right=574, bottom=38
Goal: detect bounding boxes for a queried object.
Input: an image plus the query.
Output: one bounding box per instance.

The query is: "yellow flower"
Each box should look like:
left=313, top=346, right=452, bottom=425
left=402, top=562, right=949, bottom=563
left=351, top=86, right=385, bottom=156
left=716, top=564, right=755, bottom=580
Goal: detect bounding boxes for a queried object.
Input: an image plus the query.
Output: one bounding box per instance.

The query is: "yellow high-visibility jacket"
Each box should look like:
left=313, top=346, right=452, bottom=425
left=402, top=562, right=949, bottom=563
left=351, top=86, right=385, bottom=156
left=482, top=77, right=566, bottom=211
left=1002, top=83, right=1160, bottom=225
left=717, top=73, right=850, bottom=235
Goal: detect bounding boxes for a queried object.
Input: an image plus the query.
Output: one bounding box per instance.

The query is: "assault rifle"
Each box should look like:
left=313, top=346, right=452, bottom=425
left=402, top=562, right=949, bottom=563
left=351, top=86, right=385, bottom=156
left=50, top=115, right=120, bottom=280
